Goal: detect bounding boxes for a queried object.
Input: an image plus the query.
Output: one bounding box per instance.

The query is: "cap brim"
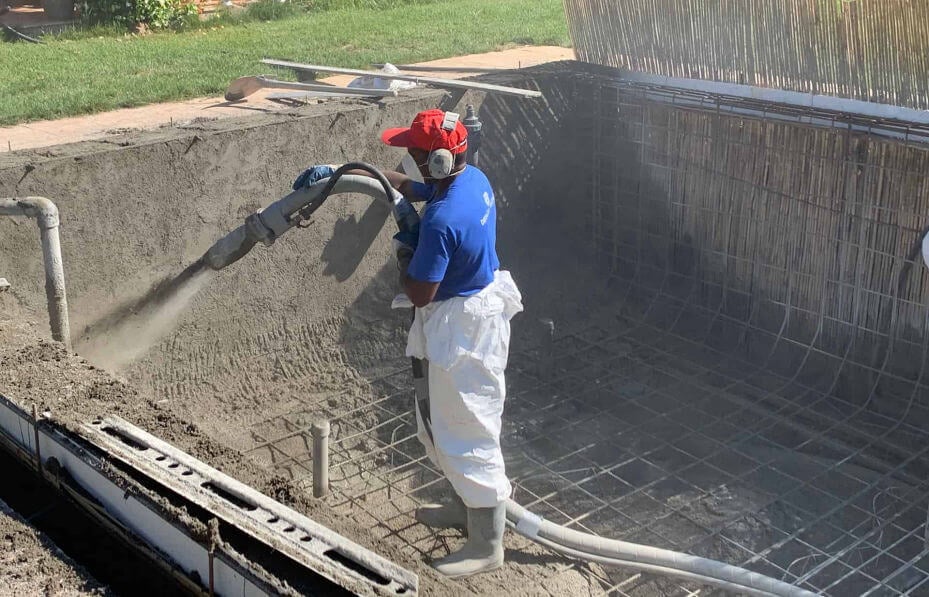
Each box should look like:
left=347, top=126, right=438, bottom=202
left=381, top=127, right=415, bottom=148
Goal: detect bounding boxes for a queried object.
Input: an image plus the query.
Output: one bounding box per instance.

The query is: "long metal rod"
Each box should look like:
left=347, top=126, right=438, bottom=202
left=261, top=59, right=543, bottom=98
left=252, top=76, right=398, bottom=97
left=372, top=63, right=511, bottom=73
left=621, top=70, right=929, bottom=126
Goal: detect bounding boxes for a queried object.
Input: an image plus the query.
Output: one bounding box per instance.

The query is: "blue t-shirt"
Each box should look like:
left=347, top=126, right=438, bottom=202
left=406, top=166, right=499, bottom=302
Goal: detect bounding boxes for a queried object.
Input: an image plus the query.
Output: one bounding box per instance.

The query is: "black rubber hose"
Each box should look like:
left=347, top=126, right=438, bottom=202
left=292, top=161, right=396, bottom=225
left=322, top=162, right=396, bottom=208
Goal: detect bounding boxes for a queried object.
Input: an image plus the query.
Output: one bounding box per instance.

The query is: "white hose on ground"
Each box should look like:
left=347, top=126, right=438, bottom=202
left=527, top=533, right=782, bottom=597
left=505, top=501, right=818, bottom=597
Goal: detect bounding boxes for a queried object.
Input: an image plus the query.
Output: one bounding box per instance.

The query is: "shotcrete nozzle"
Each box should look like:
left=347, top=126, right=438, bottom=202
left=198, top=165, right=401, bottom=271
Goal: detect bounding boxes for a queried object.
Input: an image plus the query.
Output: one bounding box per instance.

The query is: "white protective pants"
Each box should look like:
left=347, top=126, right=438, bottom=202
left=405, top=271, right=523, bottom=508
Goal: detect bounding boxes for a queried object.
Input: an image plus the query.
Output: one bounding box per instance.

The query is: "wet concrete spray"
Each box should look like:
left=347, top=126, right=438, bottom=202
left=77, top=261, right=214, bottom=370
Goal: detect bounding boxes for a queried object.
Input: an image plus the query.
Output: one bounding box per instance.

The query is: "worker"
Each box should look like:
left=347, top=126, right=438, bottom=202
left=294, top=109, right=523, bottom=578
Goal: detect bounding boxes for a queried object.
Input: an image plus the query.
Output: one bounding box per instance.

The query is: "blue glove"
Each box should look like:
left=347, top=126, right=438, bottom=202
left=292, top=165, right=336, bottom=190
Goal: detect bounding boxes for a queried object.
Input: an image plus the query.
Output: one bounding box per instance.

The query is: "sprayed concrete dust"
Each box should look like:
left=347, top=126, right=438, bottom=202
left=0, top=498, right=110, bottom=597
left=76, top=265, right=215, bottom=371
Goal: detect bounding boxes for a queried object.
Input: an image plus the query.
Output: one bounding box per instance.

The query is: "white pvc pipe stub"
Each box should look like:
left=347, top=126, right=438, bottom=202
left=311, top=421, right=330, bottom=498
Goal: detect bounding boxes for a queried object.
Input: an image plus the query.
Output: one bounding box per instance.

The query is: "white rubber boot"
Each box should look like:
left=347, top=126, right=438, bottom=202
left=433, top=504, right=505, bottom=578
left=415, top=493, right=467, bottom=530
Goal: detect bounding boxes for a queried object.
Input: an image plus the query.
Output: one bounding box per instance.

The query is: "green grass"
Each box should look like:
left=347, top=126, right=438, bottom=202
left=0, top=0, right=569, bottom=125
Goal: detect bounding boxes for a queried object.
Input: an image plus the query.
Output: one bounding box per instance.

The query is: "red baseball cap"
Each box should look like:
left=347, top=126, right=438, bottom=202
left=381, top=109, right=469, bottom=155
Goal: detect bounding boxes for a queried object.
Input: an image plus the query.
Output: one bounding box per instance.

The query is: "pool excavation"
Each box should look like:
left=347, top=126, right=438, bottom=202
left=4, top=59, right=929, bottom=596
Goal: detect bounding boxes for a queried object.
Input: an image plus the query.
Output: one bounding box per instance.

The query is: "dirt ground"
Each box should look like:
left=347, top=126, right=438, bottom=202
left=0, top=289, right=612, bottom=595
left=0, top=497, right=108, bottom=597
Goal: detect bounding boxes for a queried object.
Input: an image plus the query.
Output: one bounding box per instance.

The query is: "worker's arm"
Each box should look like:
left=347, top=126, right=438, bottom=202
left=398, top=218, right=450, bottom=308
left=394, top=243, right=436, bottom=307
left=400, top=268, right=440, bottom=307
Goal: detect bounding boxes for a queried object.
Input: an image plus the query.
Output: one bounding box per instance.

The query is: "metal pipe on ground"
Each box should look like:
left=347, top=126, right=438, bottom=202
left=0, top=197, right=70, bottom=350
left=372, top=64, right=511, bottom=73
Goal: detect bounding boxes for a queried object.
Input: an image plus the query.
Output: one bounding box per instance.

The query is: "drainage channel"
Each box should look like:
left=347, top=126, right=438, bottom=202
left=0, top=393, right=419, bottom=596
left=0, top=439, right=184, bottom=595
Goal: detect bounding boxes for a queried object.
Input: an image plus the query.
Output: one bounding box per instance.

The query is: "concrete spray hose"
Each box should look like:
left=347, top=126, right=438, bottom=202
left=505, top=501, right=814, bottom=596
left=198, top=163, right=817, bottom=597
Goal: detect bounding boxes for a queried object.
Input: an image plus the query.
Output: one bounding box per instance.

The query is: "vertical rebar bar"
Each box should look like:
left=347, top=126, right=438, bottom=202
left=208, top=518, right=219, bottom=596
left=539, top=318, right=555, bottom=381
left=312, top=420, right=330, bottom=498
left=31, top=404, right=42, bottom=475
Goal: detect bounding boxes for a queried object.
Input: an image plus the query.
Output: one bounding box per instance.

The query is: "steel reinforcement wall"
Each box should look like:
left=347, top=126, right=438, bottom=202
left=562, top=66, right=929, bottom=594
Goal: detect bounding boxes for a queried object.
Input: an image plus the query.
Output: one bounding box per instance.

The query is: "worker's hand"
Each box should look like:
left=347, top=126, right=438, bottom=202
left=393, top=229, right=419, bottom=251
left=292, top=165, right=337, bottom=190
left=392, top=230, right=417, bottom=274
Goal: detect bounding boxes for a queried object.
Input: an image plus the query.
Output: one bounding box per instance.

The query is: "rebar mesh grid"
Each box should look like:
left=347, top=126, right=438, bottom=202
left=244, top=77, right=929, bottom=595
left=242, top=311, right=929, bottom=595
left=575, top=78, right=929, bottom=594
left=244, top=362, right=636, bottom=595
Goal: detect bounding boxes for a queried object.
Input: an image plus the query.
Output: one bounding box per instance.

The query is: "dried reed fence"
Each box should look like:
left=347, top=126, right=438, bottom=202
left=563, top=0, right=929, bottom=110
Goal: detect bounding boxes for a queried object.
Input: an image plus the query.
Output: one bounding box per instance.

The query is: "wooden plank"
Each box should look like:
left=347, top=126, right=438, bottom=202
left=225, top=75, right=397, bottom=101
left=260, top=59, right=543, bottom=99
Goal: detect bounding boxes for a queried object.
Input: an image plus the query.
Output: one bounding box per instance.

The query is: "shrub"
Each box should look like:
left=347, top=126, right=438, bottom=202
left=134, top=0, right=199, bottom=28
left=80, top=0, right=198, bottom=28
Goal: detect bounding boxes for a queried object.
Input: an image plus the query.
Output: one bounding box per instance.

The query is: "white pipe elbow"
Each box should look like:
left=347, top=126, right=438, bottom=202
left=12, top=196, right=60, bottom=229
left=0, top=197, right=71, bottom=350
